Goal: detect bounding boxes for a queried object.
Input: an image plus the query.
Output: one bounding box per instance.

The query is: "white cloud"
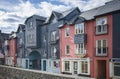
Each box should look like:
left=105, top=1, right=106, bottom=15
left=59, top=0, right=112, bottom=11
left=0, top=0, right=112, bottom=33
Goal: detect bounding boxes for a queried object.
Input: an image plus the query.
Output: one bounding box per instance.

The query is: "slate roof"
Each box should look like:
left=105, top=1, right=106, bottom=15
left=44, top=7, right=80, bottom=24
left=17, top=24, right=25, bottom=33
left=25, top=15, right=46, bottom=24
left=80, top=0, right=120, bottom=20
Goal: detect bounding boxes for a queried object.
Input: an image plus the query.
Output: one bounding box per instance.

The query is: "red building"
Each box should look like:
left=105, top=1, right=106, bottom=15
left=59, top=0, right=120, bottom=79
left=7, top=32, right=17, bottom=66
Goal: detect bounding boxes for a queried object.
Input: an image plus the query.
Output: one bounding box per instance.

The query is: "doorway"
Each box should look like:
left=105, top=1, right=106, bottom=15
left=73, top=61, right=78, bottom=75
left=97, top=60, right=106, bottom=79
left=43, top=60, right=46, bottom=71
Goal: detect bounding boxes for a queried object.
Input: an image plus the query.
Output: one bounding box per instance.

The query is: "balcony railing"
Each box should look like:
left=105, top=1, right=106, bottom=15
left=95, top=47, right=108, bottom=56
left=74, top=34, right=87, bottom=44
left=96, top=24, right=108, bottom=35
left=49, top=40, right=57, bottom=44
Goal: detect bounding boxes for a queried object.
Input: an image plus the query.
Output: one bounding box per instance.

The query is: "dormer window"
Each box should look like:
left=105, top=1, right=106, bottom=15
left=96, top=17, right=108, bottom=35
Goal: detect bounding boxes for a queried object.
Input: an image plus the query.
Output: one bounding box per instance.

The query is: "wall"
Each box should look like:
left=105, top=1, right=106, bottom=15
left=0, top=65, right=95, bottom=79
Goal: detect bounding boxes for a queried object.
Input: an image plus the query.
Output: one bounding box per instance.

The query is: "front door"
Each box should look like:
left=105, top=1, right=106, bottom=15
left=73, top=61, right=78, bottom=75
left=26, top=60, right=28, bottom=68
left=97, top=60, right=106, bottom=79
left=43, top=60, right=46, bottom=71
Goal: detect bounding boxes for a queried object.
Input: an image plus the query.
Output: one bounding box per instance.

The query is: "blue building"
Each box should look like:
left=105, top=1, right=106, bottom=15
left=16, top=24, right=26, bottom=68
left=25, top=15, right=46, bottom=69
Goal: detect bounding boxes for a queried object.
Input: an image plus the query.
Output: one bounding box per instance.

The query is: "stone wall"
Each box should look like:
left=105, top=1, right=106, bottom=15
left=0, top=65, right=95, bottom=79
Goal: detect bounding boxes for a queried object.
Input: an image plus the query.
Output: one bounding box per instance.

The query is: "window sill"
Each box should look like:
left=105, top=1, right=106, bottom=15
left=75, top=53, right=86, bottom=58
left=65, top=54, right=71, bottom=56
left=96, top=54, right=107, bottom=57
left=96, top=32, right=108, bottom=35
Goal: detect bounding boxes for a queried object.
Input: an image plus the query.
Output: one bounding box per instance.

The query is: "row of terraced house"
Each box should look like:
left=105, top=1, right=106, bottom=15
left=0, top=0, right=120, bottom=79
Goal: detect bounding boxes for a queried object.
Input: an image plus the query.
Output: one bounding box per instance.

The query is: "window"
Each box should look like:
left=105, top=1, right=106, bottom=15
left=29, top=34, right=34, bottom=43
left=51, top=46, right=56, bottom=57
left=75, top=23, right=84, bottom=34
left=76, top=43, right=85, bottom=54
left=53, top=61, right=56, bottom=68
left=53, top=61, right=59, bottom=68
left=96, top=17, right=107, bottom=34
left=51, top=31, right=56, bottom=41
left=43, top=35, right=46, bottom=42
left=27, top=34, right=34, bottom=44
left=19, top=38, right=23, bottom=44
left=96, top=40, right=107, bottom=56
left=65, top=28, right=70, bottom=37
left=66, top=45, right=70, bottom=54
left=81, top=61, right=88, bottom=73
left=30, top=21, right=33, bottom=28
left=64, top=61, right=70, bottom=71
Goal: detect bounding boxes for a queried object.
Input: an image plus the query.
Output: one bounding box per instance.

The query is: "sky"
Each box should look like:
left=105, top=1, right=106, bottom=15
left=0, top=0, right=112, bottom=33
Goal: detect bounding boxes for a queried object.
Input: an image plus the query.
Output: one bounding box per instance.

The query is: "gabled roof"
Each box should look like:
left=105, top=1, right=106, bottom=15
left=44, top=7, right=80, bottom=24
left=59, top=7, right=80, bottom=19
left=16, top=24, right=25, bottom=33
left=44, top=11, right=62, bottom=23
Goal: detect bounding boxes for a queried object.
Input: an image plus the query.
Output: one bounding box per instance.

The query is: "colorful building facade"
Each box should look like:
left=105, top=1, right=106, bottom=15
left=7, top=32, right=17, bottom=66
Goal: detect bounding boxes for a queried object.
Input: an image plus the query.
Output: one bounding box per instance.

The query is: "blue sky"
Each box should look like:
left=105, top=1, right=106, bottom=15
left=0, top=0, right=111, bottom=33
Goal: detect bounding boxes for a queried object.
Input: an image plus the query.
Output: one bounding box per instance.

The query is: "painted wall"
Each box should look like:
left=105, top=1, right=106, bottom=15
left=60, top=23, right=94, bottom=76
left=8, top=37, right=17, bottom=66
left=93, top=14, right=112, bottom=79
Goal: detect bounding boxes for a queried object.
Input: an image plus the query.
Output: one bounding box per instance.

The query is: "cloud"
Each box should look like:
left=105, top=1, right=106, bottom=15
left=59, top=0, right=112, bottom=11
left=0, top=0, right=112, bottom=33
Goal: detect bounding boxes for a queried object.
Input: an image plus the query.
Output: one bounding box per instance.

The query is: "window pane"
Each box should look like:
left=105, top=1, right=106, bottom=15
left=84, top=61, right=88, bottom=73
left=66, top=28, right=70, bottom=36
left=65, top=61, right=70, bottom=71
left=81, top=61, right=88, bottom=73
left=98, top=48, right=101, bottom=54
left=97, top=26, right=101, bottom=32
left=66, top=45, right=70, bottom=54
left=103, top=47, right=107, bottom=54
left=103, top=40, right=106, bottom=47
left=102, top=25, right=107, bottom=32
left=98, top=40, right=101, bottom=47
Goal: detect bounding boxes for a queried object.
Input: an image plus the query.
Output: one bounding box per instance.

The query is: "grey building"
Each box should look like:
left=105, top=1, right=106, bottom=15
left=40, top=7, right=81, bottom=73
left=25, top=15, right=46, bottom=69
left=16, top=24, right=26, bottom=68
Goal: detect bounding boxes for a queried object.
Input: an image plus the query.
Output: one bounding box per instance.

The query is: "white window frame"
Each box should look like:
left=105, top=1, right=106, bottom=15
left=75, top=23, right=84, bottom=34
left=96, top=17, right=107, bottom=34
left=96, top=39, right=107, bottom=56
left=64, top=61, right=70, bottom=71
left=51, top=31, right=56, bottom=41
left=76, top=43, right=85, bottom=54
left=65, top=28, right=70, bottom=37
left=51, top=46, right=57, bottom=57
left=65, top=45, right=70, bottom=55
left=81, top=61, right=88, bottom=74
